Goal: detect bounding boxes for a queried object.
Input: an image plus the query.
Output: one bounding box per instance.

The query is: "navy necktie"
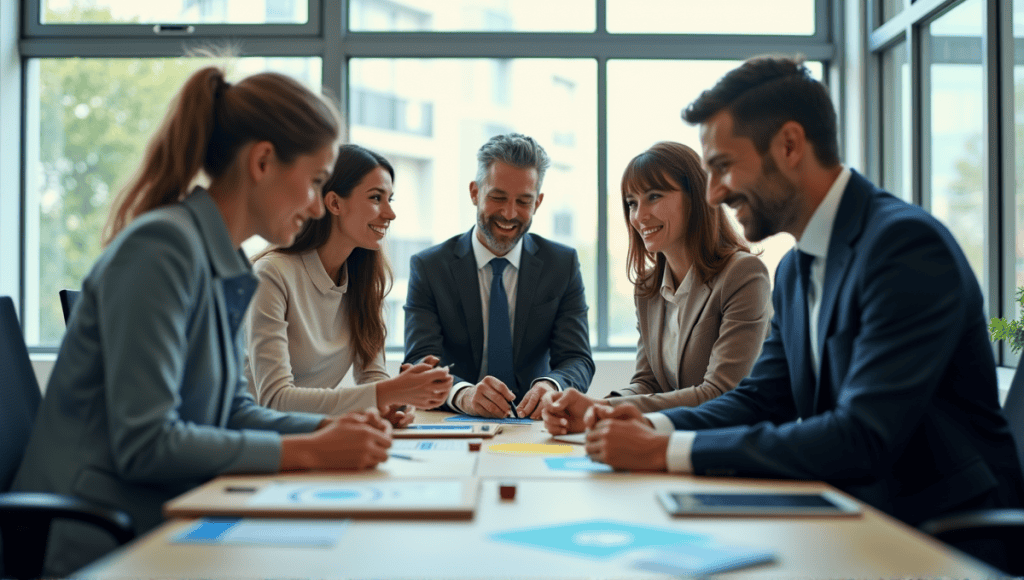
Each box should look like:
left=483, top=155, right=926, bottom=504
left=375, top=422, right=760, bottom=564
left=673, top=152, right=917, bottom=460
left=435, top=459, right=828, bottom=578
left=798, top=250, right=818, bottom=386
left=487, top=258, right=516, bottom=393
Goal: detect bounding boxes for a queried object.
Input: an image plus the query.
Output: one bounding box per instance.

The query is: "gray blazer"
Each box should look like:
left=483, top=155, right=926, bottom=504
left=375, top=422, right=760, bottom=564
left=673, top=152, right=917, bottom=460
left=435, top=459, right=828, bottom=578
left=609, top=252, right=771, bottom=412
left=13, top=190, right=322, bottom=575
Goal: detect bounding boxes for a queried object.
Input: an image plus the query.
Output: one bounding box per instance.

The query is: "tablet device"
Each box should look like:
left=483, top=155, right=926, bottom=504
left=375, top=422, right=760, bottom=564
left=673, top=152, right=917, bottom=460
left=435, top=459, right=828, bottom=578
left=657, top=490, right=861, bottom=517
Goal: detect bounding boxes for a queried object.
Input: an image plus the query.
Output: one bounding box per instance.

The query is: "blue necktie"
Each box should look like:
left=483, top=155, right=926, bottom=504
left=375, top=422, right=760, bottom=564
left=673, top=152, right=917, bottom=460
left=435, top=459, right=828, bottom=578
left=487, top=258, right=516, bottom=394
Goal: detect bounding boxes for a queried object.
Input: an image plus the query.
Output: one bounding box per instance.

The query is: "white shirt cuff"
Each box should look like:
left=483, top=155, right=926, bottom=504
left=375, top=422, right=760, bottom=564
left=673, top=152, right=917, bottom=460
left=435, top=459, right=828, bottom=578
left=665, top=432, right=696, bottom=474
left=447, top=381, right=474, bottom=413
left=646, top=412, right=675, bottom=433
left=531, top=377, right=563, bottom=391
left=645, top=413, right=695, bottom=474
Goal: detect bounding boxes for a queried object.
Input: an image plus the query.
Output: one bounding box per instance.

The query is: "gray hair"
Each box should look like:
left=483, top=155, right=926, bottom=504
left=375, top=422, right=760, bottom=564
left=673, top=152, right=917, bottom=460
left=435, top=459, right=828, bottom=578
left=475, top=133, right=551, bottom=190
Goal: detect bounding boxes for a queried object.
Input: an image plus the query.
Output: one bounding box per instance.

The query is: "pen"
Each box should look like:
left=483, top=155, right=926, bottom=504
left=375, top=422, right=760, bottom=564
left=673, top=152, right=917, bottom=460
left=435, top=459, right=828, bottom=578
left=508, top=400, right=519, bottom=419
left=388, top=453, right=425, bottom=462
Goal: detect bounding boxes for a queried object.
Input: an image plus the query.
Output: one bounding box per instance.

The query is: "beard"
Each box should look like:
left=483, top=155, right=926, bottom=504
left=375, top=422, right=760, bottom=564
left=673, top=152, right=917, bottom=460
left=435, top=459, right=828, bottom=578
left=732, top=154, right=801, bottom=242
left=477, top=211, right=531, bottom=255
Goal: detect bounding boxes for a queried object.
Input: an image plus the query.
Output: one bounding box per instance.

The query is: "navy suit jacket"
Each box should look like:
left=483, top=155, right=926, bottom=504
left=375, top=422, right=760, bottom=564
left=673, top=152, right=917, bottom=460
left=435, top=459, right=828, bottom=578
left=403, top=230, right=594, bottom=403
left=662, top=170, right=1024, bottom=525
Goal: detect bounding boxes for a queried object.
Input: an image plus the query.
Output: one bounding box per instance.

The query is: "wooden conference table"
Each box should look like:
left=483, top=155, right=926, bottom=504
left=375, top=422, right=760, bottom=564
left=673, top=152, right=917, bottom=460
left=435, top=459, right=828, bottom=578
left=76, top=410, right=995, bottom=579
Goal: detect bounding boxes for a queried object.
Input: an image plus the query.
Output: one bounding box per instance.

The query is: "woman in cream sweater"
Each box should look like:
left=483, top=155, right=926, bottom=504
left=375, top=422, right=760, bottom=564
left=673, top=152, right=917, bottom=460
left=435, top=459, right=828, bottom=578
left=245, top=144, right=451, bottom=424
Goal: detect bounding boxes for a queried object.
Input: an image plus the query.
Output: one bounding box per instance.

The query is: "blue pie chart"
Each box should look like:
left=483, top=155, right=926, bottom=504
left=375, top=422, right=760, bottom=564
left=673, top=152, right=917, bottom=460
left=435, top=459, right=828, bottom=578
left=313, top=489, right=361, bottom=501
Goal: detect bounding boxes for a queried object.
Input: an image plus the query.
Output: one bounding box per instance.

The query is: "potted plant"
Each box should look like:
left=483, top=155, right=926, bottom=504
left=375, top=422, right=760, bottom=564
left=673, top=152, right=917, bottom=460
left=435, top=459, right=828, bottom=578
left=990, top=288, right=1024, bottom=354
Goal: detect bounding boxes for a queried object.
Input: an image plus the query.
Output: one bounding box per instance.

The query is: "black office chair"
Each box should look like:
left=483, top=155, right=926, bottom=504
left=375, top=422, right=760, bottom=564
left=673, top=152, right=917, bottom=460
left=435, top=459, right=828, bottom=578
left=919, top=364, right=1024, bottom=576
left=58, top=289, right=79, bottom=325
left=0, top=296, right=134, bottom=579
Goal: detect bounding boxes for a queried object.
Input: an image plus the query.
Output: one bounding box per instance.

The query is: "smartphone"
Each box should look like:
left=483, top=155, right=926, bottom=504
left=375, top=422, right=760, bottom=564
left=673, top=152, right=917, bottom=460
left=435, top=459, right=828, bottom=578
left=657, top=490, right=862, bottom=517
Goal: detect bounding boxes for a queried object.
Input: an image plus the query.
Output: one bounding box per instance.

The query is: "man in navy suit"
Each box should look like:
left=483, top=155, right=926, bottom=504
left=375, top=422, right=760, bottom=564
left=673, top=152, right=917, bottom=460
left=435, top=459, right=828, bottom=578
left=546, top=56, right=1023, bottom=527
left=404, top=133, right=594, bottom=418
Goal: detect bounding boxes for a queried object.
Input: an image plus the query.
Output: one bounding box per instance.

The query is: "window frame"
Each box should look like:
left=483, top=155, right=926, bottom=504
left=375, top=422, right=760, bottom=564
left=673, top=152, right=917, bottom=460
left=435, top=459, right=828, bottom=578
left=12, top=0, right=835, bottom=353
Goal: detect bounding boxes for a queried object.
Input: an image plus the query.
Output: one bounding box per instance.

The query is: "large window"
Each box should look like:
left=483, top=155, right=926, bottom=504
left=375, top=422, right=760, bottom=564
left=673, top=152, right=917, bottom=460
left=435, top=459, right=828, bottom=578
left=870, top=0, right=1016, bottom=364
left=10, top=0, right=834, bottom=351
left=25, top=56, right=321, bottom=346
left=347, top=58, right=597, bottom=347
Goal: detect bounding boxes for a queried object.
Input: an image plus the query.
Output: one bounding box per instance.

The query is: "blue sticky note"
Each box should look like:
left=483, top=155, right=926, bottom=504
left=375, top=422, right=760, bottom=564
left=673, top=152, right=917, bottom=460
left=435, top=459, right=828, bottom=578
left=489, top=520, right=706, bottom=560
left=177, top=518, right=239, bottom=541
left=545, top=457, right=614, bottom=472
left=445, top=416, right=533, bottom=424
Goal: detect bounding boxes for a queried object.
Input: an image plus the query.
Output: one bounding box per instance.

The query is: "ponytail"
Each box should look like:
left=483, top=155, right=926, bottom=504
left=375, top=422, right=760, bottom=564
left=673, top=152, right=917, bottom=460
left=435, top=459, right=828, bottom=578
left=104, top=66, right=340, bottom=244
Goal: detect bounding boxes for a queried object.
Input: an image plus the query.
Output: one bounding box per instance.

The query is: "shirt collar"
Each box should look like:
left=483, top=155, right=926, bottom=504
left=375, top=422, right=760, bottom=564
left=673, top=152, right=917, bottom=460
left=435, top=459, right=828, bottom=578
left=796, top=165, right=851, bottom=260
left=659, top=264, right=694, bottom=304
left=302, top=249, right=347, bottom=295
left=471, top=224, right=523, bottom=271
left=182, top=187, right=252, bottom=278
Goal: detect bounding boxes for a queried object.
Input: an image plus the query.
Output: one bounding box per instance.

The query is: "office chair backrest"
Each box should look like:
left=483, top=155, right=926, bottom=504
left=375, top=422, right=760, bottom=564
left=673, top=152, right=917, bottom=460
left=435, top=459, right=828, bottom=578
left=0, top=297, right=41, bottom=492
left=58, top=289, right=79, bottom=326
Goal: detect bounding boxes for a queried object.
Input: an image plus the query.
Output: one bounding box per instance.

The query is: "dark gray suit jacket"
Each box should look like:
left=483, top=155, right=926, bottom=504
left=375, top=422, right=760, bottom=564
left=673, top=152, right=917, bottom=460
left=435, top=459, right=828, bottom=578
left=403, top=230, right=594, bottom=403
left=661, top=170, right=1024, bottom=526
left=13, top=191, right=322, bottom=574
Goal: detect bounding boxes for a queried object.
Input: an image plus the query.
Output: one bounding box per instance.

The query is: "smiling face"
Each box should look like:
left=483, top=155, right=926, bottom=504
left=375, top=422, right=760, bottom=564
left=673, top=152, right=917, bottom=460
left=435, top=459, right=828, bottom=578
left=624, top=176, right=687, bottom=258
left=252, top=144, right=333, bottom=247
left=330, top=166, right=396, bottom=252
left=701, top=110, right=800, bottom=242
left=470, top=160, right=543, bottom=256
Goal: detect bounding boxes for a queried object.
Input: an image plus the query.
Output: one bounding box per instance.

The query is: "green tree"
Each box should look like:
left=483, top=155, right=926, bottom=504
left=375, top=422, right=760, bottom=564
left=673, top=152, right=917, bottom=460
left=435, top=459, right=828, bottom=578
left=36, top=4, right=204, bottom=344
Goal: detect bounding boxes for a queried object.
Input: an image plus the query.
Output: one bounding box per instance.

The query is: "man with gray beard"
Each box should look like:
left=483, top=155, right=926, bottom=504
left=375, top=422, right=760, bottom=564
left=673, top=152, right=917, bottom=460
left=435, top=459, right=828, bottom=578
left=404, top=133, right=594, bottom=418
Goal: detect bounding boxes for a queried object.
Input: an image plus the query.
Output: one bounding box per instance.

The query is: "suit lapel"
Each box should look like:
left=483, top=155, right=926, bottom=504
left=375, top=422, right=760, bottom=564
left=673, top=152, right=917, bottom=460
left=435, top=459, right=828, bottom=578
left=814, top=171, right=871, bottom=410
left=643, top=294, right=673, bottom=393
left=514, top=235, right=540, bottom=360
left=675, top=275, right=711, bottom=382
left=211, top=278, right=235, bottom=426
left=451, top=231, right=485, bottom=372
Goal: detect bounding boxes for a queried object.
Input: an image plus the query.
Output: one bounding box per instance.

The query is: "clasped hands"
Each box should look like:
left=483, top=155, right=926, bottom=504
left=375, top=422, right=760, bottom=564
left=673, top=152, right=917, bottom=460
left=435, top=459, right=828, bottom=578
left=456, top=377, right=557, bottom=419
left=540, top=389, right=669, bottom=471
left=377, top=355, right=454, bottom=427
left=281, top=407, right=393, bottom=471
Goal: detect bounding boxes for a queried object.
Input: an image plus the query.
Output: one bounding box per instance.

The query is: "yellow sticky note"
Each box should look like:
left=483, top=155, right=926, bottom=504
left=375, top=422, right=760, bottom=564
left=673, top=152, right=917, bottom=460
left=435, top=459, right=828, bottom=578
left=488, top=443, right=574, bottom=456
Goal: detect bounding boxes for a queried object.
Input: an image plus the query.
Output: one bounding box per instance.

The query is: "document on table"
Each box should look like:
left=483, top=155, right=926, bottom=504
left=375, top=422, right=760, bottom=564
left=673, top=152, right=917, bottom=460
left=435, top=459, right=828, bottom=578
left=247, top=481, right=465, bottom=508
left=630, top=543, right=776, bottom=576
left=173, top=518, right=350, bottom=547
left=391, top=439, right=470, bottom=451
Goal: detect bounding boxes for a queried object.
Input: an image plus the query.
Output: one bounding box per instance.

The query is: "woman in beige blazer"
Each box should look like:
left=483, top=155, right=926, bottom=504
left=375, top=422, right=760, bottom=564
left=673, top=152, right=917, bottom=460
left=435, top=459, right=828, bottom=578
left=541, top=142, right=772, bottom=431
left=608, top=141, right=772, bottom=412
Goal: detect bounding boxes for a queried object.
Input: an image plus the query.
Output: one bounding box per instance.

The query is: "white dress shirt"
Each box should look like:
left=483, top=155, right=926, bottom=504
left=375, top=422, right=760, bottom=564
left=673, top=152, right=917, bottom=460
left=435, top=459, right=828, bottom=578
left=446, top=226, right=562, bottom=412
left=657, top=166, right=852, bottom=473
left=658, top=265, right=695, bottom=391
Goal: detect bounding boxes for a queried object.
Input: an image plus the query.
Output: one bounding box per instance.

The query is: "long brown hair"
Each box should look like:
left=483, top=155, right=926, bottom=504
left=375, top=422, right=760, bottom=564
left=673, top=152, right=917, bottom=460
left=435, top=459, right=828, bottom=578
left=621, top=141, right=751, bottom=298
left=273, top=144, right=394, bottom=366
left=104, top=66, right=340, bottom=244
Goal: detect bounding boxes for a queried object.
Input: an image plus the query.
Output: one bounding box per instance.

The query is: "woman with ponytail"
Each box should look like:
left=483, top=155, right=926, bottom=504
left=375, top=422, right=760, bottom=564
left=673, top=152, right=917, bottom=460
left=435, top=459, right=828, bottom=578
left=13, top=67, right=397, bottom=575
left=245, top=144, right=451, bottom=424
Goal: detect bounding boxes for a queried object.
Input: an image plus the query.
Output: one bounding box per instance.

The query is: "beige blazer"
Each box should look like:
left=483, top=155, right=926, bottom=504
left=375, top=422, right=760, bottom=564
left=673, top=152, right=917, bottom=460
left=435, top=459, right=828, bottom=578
left=609, top=251, right=772, bottom=412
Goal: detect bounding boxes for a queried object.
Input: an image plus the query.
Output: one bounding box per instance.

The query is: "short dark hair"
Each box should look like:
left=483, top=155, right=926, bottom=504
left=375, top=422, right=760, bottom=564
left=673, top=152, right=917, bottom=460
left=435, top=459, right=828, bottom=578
left=682, top=55, right=840, bottom=167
